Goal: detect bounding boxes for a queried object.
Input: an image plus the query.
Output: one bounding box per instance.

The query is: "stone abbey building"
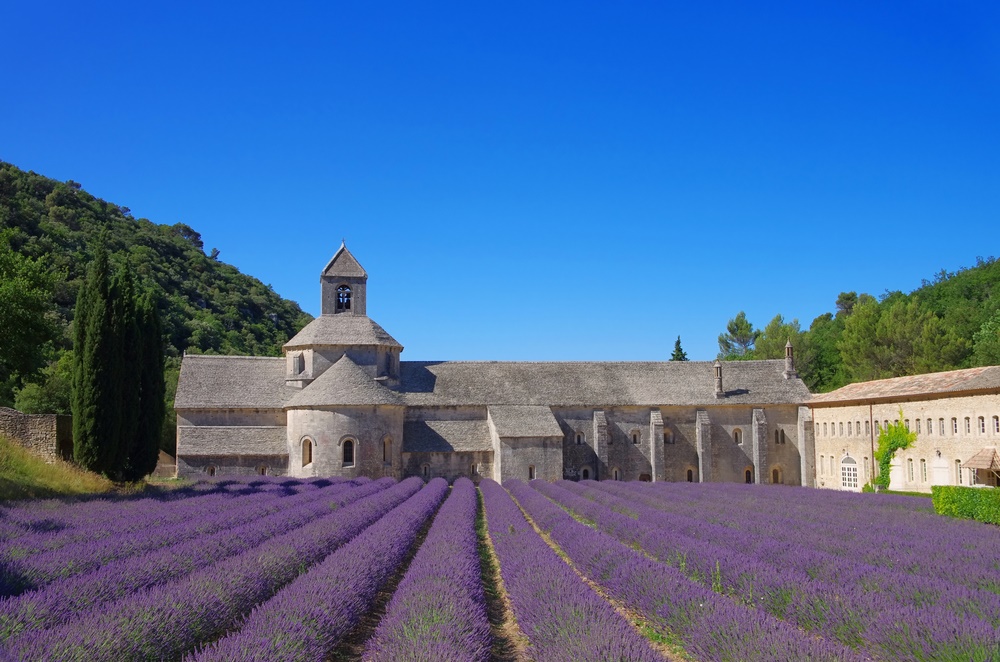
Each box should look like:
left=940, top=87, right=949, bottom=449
left=175, top=244, right=816, bottom=485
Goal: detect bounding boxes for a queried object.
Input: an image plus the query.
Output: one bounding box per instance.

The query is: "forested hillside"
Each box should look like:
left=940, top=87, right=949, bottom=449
left=716, top=257, right=1000, bottom=392
left=0, top=161, right=312, bottom=445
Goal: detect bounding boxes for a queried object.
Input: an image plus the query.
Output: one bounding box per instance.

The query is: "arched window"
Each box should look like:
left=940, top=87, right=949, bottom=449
left=733, top=429, right=742, bottom=444
left=865, top=420, right=870, bottom=436
left=745, top=468, right=753, bottom=484
left=342, top=438, right=355, bottom=467
left=257, top=465, right=268, bottom=476
left=336, top=285, right=352, bottom=311
left=841, top=456, right=858, bottom=490
left=927, top=418, right=933, bottom=435
left=920, top=458, right=927, bottom=482
left=907, top=458, right=914, bottom=481
left=863, top=457, right=869, bottom=480
left=575, top=431, right=584, bottom=445
left=302, top=438, right=313, bottom=467
left=904, top=419, right=910, bottom=431
left=823, top=422, right=828, bottom=436
left=581, top=468, right=590, bottom=480
left=964, top=417, right=971, bottom=434
left=664, top=431, right=674, bottom=444
left=382, top=436, right=392, bottom=465
left=847, top=422, right=852, bottom=437
left=631, top=430, right=640, bottom=445
left=206, top=465, right=216, bottom=477
left=774, top=430, right=780, bottom=444
left=916, top=418, right=921, bottom=434
left=856, top=421, right=861, bottom=435
left=939, top=418, right=945, bottom=435
left=771, top=467, right=782, bottom=484
left=951, top=418, right=958, bottom=435
left=528, top=466, right=535, bottom=480
left=956, top=459, right=963, bottom=484
left=686, top=468, right=694, bottom=482
left=612, top=468, right=621, bottom=481
left=839, top=422, right=844, bottom=436
left=780, top=429, right=787, bottom=444
left=978, top=417, right=985, bottom=434
left=994, top=416, right=1000, bottom=434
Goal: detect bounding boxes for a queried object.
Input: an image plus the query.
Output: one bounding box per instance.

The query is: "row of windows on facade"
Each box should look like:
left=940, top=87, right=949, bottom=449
left=299, top=436, right=394, bottom=469
left=819, top=454, right=974, bottom=488
left=818, top=415, right=1000, bottom=439
left=573, top=428, right=788, bottom=446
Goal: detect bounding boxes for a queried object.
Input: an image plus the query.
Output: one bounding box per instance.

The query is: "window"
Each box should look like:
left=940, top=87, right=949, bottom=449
left=920, top=458, right=927, bottom=482
left=771, top=467, right=782, bottom=484
left=979, top=417, right=986, bottom=434
left=830, top=456, right=835, bottom=476
left=823, top=422, right=828, bottom=436
left=471, top=464, right=477, bottom=475
left=847, top=423, right=852, bottom=437
left=745, top=468, right=753, bottom=484
left=995, top=416, right=1000, bottom=434
left=612, top=468, right=620, bottom=481
left=528, top=466, right=536, bottom=480
left=422, top=464, right=429, bottom=478
left=336, top=285, right=351, bottom=311
left=342, top=439, right=355, bottom=467
left=257, top=465, right=268, bottom=476
left=952, top=418, right=958, bottom=435
left=839, top=422, right=844, bottom=436
left=206, top=465, right=216, bottom=477
left=664, top=431, right=675, bottom=444
left=904, top=419, right=910, bottom=432
left=734, top=429, right=743, bottom=444
left=856, top=421, right=861, bottom=436
left=916, top=418, right=921, bottom=434
left=383, top=436, right=392, bottom=465
left=956, top=459, right=963, bottom=485
left=926, top=418, right=932, bottom=435
left=780, top=429, right=787, bottom=444
left=884, top=420, right=890, bottom=431
left=841, top=456, right=858, bottom=490
left=907, top=458, right=914, bottom=481
left=686, top=469, right=694, bottom=482
left=575, top=431, right=584, bottom=445
left=582, top=468, right=590, bottom=480
left=774, top=430, right=780, bottom=444
left=631, top=430, right=640, bottom=445
left=939, top=418, right=945, bottom=436
left=965, top=417, right=971, bottom=434
left=819, top=455, right=825, bottom=475
left=863, top=457, right=870, bottom=480
left=302, top=438, right=313, bottom=467
left=865, top=420, right=870, bottom=436
left=816, top=423, right=821, bottom=437
left=875, top=421, right=881, bottom=434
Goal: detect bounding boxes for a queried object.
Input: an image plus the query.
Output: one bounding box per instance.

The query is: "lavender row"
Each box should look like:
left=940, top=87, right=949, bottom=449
left=513, top=480, right=864, bottom=662
left=189, top=478, right=450, bottom=661
left=363, top=477, right=490, bottom=662
left=542, top=480, right=1000, bottom=660
left=480, top=479, right=660, bottom=662
left=0, top=478, right=384, bottom=641
left=4, top=477, right=424, bottom=661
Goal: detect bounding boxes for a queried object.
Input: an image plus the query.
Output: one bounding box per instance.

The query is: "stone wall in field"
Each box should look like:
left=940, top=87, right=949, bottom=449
left=0, top=407, right=72, bottom=463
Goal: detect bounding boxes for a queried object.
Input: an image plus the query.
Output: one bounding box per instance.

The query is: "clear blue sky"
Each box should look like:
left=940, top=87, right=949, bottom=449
left=3, top=2, right=998, bottom=361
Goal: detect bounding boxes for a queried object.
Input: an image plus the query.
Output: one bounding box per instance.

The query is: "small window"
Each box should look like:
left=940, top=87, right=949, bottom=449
left=422, top=464, right=429, bottom=477
left=771, top=467, right=782, bottom=484
left=631, top=430, right=640, bottom=445
left=979, top=417, right=986, bottom=434
left=206, top=465, right=216, bottom=477
left=342, top=439, right=355, bottom=467
left=964, top=417, right=971, bottom=434
left=823, top=422, right=828, bottom=436
left=815, top=423, right=820, bottom=437
left=994, top=416, right=999, bottom=434
left=884, top=420, right=890, bottom=432
left=956, top=459, right=963, bottom=485
left=471, top=464, right=477, bottom=476
left=612, top=468, right=622, bottom=481
left=916, top=419, right=921, bottom=434
left=774, top=430, right=779, bottom=444
left=664, top=431, right=675, bottom=444
left=839, top=422, right=844, bottom=436
left=745, top=468, right=753, bottom=484
left=257, top=465, right=268, bottom=476
left=952, top=418, right=958, bottom=435
left=383, top=437, right=392, bottom=465
left=302, top=438, right=313, bottom=467
left=927, top=418, right=933, bottom=435
left=336, top=285, right=352, bottom=311
left=582, top=468, right=590, bottom=480
left=939, top=418, right=945, bottom=436
left=575, top=431, right=584, bottom=445
left=820, top=455, right=825, bottom=475
left=734, top=429, right=743, bottom=444
left=686, top=468, right=694, bottom=482
left=780, top=429, right=787, bottom=445
left=907, top=458, right=914, bottom=481
left=920, top=458, right=927, bottom=482
left=875, top=421, right=881, bottom=433
left=855, top=421, right=861, bottom=436
left=847, top=423, right=852, bottom=437
left=830, top=456, right=835, bottom=476
left=863, top=457, right=870, bottom=480
left=865, top=420, right=870, bottom=436
left=904, top=419, right=910, bottom=432
left=528, top=466, right=536, bottom=480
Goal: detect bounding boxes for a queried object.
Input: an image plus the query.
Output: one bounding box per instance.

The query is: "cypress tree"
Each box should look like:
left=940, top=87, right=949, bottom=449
left=72, top=245, right=119, bottom=475
left=110, top=265, right=140, bottom=481
left=130, top=288, right=165, bottom=480
left=670, top=335, right=689, bottom=361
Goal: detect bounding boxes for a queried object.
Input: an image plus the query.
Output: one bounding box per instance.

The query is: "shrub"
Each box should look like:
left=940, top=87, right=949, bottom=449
left=932, top=485, right=1000, bottom=525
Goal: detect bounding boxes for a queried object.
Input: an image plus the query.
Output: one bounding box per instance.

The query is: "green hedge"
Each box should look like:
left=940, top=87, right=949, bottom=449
left=932, top=485, right=1000, bottom=525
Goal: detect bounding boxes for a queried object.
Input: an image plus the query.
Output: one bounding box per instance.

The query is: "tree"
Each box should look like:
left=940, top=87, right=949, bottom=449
left=872, top=409, right=917, bottom=490
left=130, top=289, right=165, bottom=479
left=110, top=265, right=140, bottom=482
left=754, top=314, right=803, bottom=360
left=800, top=313, right=847, bottom=392
left=670, top=336, right=689, bottom=361
left=717, top=311, right=759, bottom=359
left=972, top=311, right=1000, bottom=367
left=14, top=351, right=73, bottom=415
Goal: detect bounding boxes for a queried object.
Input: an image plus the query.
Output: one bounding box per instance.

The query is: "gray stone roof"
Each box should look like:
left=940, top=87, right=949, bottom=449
left=285, top=356, right=404, bottom=409
left=398, top=360, right=809, bottom=407
left=178, top=426, right=288, bottom=455
left=175, top=355, right=297, bottom=409
left=809, top=366, right=1000, bottom=406
left=402, top=419, right=492, bottom=453
left=488, top=405, right=563, bottom=438
left=283, top=315, right=402, bottom=350
left=322, top=243, right=367, bottom=278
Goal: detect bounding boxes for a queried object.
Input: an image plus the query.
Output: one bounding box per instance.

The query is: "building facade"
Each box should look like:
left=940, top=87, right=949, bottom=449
left=810, top=368, right=1000, bottom=492
left=174, top=244, right=815, bottom=485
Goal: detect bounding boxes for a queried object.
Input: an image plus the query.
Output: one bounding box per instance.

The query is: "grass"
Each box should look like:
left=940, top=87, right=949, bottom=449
left=0, top=434, right=114, bottom=501
left=883, top=489, right=933, bottom=499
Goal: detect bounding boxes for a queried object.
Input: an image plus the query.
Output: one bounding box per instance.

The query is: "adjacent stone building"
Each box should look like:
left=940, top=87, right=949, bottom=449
left=175, top=244, right=815, bottom=485
left=810, top=367, right=1000, bottom=492
left=0, top=407, right=72, bottom=463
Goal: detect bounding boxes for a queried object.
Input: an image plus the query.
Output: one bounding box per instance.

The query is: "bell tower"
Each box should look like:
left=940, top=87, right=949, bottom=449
left=321, top=241, right=367, bottom=316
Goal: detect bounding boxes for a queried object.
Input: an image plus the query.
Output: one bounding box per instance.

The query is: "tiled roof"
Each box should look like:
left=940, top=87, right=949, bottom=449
left=175, top=355, right=297, bottom=409
left=286, top=356, right=404, bottom=408
left=962, top=447, right=1000, bottom=471
left=178, top=426, right=288, bottom=455
left=489, top=405, right=563, bottom=438
left=322, top=243, right=367, bottom=278
left=402, top=419, right=492, bottom=453
left=398, top=360, right=809, bottom=407
left=283, top=315, right=402, bottom=349
left=809, top=367, right=1000, bottom=406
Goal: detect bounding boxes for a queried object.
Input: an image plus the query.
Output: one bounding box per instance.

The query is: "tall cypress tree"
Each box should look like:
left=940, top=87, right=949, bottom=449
left=130, top=288, right=165, bottom=480
left=110, top=265, right=140, bottom=481
left=72, top=245, right=119, bottom=475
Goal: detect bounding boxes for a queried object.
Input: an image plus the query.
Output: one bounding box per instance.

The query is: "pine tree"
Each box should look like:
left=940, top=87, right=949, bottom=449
left=131, top=289, right=165, bottom=480
left=670, top=336, right=689, bottom=361
left=72, top=245, right=119, bottom=475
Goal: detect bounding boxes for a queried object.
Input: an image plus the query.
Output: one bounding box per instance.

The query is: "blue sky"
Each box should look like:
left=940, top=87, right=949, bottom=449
left=3, top=2, right=998, bottom=361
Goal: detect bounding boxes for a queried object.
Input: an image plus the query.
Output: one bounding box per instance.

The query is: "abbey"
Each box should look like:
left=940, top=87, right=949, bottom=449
left=174, top=244, right=816, bottom=485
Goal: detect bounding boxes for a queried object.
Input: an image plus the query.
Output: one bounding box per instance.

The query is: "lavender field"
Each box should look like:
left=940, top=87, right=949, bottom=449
left=0, top=476, right=998, bottom=661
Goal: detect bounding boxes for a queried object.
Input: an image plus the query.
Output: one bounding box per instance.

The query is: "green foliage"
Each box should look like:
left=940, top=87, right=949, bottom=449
left=670, top=336, right=688, bottom=361
left=755, top=314, right=804, bottom=362
left=873, top=409, right=916, bottom=490
left=800, top=312, right=848, bottom=392
left=932, top=485, right=1000, bottom=525
left=0, top=434, right=113, bottom=500
left=133, top=290, right=166, bottom=480
left=972, top=310, right=1000, bottom=367
left=717, top=311, right=759, bottom=359
left=14, top=351, right=73, bottom=415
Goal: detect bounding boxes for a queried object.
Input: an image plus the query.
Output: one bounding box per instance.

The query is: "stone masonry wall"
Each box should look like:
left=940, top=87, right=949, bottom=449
left=0, top=407, right=72, bottom=463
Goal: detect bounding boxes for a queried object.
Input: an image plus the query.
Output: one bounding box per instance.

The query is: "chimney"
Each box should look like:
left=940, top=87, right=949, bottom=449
left=783, top=340, right=796, bottom=379
left=714, top=360, right=724, bottom=398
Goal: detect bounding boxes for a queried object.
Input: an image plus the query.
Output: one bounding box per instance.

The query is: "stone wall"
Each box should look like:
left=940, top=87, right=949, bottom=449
left=286, top=405, right=404, bottom=479
left=0, top=407, right=72, bottom=463
left=402, top=450, right=493, bottom=482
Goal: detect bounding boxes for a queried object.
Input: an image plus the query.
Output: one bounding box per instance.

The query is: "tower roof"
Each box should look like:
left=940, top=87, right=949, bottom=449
left=285, top=355, right=404, bottom=408
left=322, top=242, right=367, bottom=279
left=283, top=314, right=402, bottom=350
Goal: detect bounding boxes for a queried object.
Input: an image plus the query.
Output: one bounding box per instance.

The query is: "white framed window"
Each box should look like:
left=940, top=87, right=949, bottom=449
left=920, top=458, right=927, bottom=482
left=956, top=459, right=963, bottom=485
left=904, top=419, right=910, bottom=431
left=865, top=420, right=870, bottom=436
left=939, top=418, right=945, bottom=436
left=342, top=438, right=356, bottom=467
left=952, top=418, right=958, bottom=435
left=823, top=422, right=828, bottom=436
left=528, top=465, right=535, bottom=480
left=863, top=457, right=870, bottom=480
left=907, top=458, right=914, bottom=482
left=257, top=465, right=268, bottom=476
left=733, top=428, right=743, bottom=444
left=856, top=421, right=861, bottom=436
left=978, top=417, right=985, bottom=434
left=927, top=418, right=932, bottom=435
left=575, top=431, right=585, bottom=445
left=995, top=416, right=1000, bottom=434
left=916, top=418, right=921, bottom=434
left=631, top=430, right=641, bottom=445
left=819, top=455, right=825, bottom=475
left=841, top=456, right=858, bottom=490
left=965, top=417, right=971, bottom=434
left=302, top=437, right=313, bottom=467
